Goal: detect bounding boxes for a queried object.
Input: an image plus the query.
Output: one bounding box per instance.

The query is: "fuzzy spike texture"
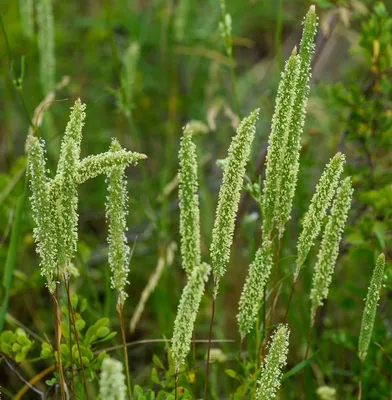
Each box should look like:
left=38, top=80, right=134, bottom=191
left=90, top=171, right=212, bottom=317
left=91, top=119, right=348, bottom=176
left=36, top=0, right=55, bottom=94
left=55, top=100, right=86, bottom=271
left=178, top=125, right=201, bottom=275
left=358, top=253, right=386, bottom=361
left=99, top=358, right=127, bottom=400
left=106, top=139, right=131, bottom=307
left=28, top=136, right=57, bottom=292
left=210, top=109, right=259, bottom=290
left=237, top=238, right=273, bottom=339
left=19, top=0, right=34, bottom=38
left=296, top=153, right=346, bottom=277
left=262, top=47, right=298, bottom=237
left=172, top=263, right=211, bottom=370
left=77, top=150, right=146, bottom=184
left=310, top=177, right=353, bottom=323
left=275, top=5, right=318, bottom=236
left=255, top=324, right=290, bottom=400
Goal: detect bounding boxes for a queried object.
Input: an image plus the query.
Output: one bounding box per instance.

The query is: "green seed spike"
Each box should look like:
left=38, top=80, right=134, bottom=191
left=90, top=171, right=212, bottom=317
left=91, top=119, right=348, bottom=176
left=28, top=136, right=57, bottom=292
left=358, top=253, right=386, bottom=361
left=276, top=5, right=318, bottom=237
left=77, top=150, right=146, bottom=184
left=178, top=125, right=201, bottom=275
left=172, top=263, right=211, bottom=371
left=237, top=238, right=273, bottom=339
left=255, top=324, right=290, bottom=400
left=99, top=358, right=127, bottom=400
left=296, top=153, right=346, bottom=278
left=106, top=139, right=131, bottom=307
left=262, top=47, right=299, bottom=238
left=310, top=177, right=353, bottom=324
left=210, top=109, right=259, bottom=293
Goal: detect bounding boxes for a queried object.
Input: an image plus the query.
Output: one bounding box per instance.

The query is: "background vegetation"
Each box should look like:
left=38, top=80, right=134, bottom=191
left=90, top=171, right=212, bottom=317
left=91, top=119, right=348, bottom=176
left=0, top=0, right=391, bottom=398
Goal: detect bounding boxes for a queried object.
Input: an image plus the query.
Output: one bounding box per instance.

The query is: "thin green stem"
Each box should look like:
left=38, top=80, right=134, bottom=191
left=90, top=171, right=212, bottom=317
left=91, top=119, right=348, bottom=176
left=203, top=290, right=216, bottom=400
left=118, top=304, right=132, bottom=400
left=358, top=360, right=363, bottom=400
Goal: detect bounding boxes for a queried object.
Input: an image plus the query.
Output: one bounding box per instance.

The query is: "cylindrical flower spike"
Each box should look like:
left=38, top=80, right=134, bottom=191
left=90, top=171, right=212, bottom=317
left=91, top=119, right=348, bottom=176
left=57, top=99, right=86, bottom=168
left=210, top=109, right=259, bottom=292
left=276, top=5, right=318, bottom=237
left=296, top=153, right=346, bottom=278
left=358, top=253, right=386, bottom=361
left=310, top=177, right=353, bottom=324
left=99, top=358, right=127, bottom=400
left=262, top=48, right=299, bottom=238
left=178, top=125, right=201, bottom=275
left=172, top=263, right=211, bottom=371
left=28, top=136, right=57, bottom=292
left=255, top=324, right=290, bottom=400
left=36, top=0, right=55, bottom=94
left=55, top=100, right=87, bottom=271
left=106, top=139, right=131, bottom=307
left=237, top=238, right=273, bottom=339
left=77, top=150, right=146, bottom=184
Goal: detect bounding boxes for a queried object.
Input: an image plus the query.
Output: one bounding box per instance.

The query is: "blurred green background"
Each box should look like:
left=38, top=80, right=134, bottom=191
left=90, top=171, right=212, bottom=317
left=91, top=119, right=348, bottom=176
left=0, top=0, right=391, bottom=398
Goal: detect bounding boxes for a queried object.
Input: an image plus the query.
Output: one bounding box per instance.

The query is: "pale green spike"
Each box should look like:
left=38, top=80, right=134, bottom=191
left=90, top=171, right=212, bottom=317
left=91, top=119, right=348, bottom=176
left=358, top=253, right=386, bottom=361
left=28, top=136, right=57, bottom=292
left=99, top=358, right=127, bottom=400
left=296, top=152, right=346, bottom=278
left=172, top=263, right=211, bottom=371
left=57, top=99, right=86, bottom=170
left=255, top=324, right=290, bottom=400
left=237, top=238, right=273, bottom=339
left=36, top=0, right=55, bottom=94
left=262, top=48, right=298, bottom=237
left=276, top=5, right=318, bottom=236
left=106, top=139, right=131, bottom=306
left=178, top=125, right=201, bottom=275
left=210, top=109, right=259, bottom=292
left=310, top=177, right=353, bottom=324
left=77, top=150, right=146, bottom=184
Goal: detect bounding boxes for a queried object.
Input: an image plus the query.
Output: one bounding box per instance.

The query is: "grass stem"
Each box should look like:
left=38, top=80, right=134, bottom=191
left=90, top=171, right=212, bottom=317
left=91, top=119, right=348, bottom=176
left=203, top=290, right=216, bottom=400
left=64, top=276, right=90, bottom=400
left=118, top=304, right=133, bottom=400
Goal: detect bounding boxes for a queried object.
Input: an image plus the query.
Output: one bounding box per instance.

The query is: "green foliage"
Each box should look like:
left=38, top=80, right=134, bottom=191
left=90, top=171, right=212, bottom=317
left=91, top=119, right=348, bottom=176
left=0, top=328, right=33, bottom=362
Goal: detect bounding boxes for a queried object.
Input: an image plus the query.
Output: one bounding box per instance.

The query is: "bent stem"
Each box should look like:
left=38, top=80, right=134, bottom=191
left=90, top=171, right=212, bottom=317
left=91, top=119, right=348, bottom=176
left=118, top=304, right=132, bottom=400
left=203, top=287, right=217, bottom=400
left=64, top=276, right=90, bottom=400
